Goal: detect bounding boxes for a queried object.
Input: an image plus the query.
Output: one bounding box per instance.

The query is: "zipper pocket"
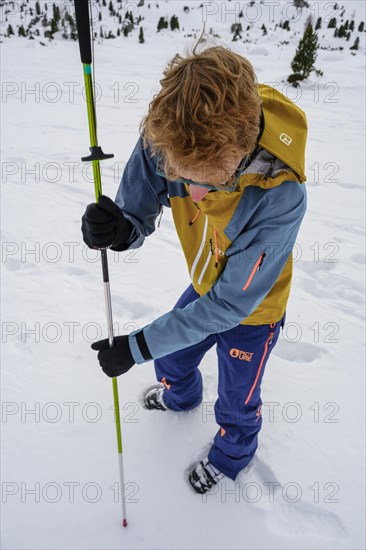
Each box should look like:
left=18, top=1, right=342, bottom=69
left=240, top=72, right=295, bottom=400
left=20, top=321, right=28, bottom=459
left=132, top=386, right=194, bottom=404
left=242, top=251, right=266, bottom=291
left=244, top=330, right=274, bottom=405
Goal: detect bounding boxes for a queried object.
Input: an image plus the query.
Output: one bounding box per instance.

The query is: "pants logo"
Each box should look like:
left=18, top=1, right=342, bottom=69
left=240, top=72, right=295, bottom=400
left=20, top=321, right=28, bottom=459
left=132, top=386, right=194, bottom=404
left=229, top=348, right=253, bottom=362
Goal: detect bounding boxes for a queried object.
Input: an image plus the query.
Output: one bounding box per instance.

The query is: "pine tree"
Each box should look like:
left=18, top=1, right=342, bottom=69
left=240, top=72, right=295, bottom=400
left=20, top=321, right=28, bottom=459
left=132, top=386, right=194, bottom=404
left=35, top=1, right=41, bottom=15
left=349, top=20, right=355, bottom=31
left=52, top=3, right=61, bottom=23
left=350, top=36, right=360, bottom=50
left=65, top=13, right=76, bottom=37
left=50, top=17, right=59, bottom=34
left=283, top=20, right=290, bottom=31
left=346, top=31, right=351, bottom=41
left=261, top=24, right=267, bottom=35
left=98, top=11, right=102, bottom=21
left=344, top=20, right=349, bottom=30
left=231, top=22, right=242, bottom=41
left=288, top=23, right=318, bottom=85
left=327, top=17, right=337, bottom=28
left=358, top=21, right=364, bottom=32
left=117, top=28, right=120, bottom=36
left=18, top=24, right=26, bottom=37
left=315, top=17, right=322, bottom=30
left=122, top=16, right=133, bottom=34
left=170, top=15, right=179, bottom=30
left=7, top=24, right=14, bottom=36
left=139, top=26, right=145, bottom=42
left=157, top=16, right=167, bottom=31
left=337, top=24, right=346, bottom=38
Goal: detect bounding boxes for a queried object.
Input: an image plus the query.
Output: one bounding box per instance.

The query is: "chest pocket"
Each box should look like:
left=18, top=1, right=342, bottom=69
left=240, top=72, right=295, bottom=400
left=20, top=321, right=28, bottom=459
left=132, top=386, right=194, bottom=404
left=191, top=218, right=230, bottom=294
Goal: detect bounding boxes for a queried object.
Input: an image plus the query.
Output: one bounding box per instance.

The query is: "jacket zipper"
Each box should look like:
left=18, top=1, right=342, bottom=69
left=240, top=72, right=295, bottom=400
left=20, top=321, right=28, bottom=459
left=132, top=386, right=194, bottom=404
left=242, top=251, right=266, bottom=291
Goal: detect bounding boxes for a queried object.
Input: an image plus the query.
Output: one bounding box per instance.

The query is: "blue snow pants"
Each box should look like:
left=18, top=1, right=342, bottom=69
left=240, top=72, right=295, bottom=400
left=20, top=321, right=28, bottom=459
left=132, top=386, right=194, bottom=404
left=154, top=284, right=286, bottom=480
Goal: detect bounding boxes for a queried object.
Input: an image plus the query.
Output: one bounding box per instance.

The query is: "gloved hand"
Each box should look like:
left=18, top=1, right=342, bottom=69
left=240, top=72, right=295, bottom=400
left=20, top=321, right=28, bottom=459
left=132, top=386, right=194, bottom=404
left=91, top=336, right=135, bottom=377
left=81, top=195, right=132, bottom=250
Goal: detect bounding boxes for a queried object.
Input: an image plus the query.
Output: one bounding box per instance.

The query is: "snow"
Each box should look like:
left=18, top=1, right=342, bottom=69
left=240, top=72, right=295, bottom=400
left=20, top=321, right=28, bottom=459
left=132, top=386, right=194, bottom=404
left=1, top=1, right=365, bottom=549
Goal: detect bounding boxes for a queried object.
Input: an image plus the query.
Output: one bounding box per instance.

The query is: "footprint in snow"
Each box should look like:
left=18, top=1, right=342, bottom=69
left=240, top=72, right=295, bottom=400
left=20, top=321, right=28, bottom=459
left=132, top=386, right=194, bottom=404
left=239, top=457, right=347, bottom=540
left=274, top=339, right=325, bottom=363
left=350, top=253, right=366, bottom=265
left=300, top=274, right=363, bottom=306
left=65, top=266, right=88, bottom=276
left=240, top=455, right=282, bottom=487
left=298, top=260, right=337, bottom=275
left=267, top=500, right=347, bottom=540
left=3, top=258, right=35, bottom=272
left=112, top=295, right=156, bottom=319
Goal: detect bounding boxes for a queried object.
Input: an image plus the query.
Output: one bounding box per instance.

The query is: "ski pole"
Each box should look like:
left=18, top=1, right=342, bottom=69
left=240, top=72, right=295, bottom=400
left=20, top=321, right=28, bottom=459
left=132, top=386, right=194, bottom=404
left=73, top=0, right=128, bottom=527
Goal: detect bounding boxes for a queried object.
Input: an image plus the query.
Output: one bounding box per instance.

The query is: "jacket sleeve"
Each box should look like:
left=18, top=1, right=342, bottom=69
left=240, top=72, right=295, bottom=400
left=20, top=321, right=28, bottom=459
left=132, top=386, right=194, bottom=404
left=129, top=180, right=307, bottom=363
left=114, top=136, right=169, bottom=250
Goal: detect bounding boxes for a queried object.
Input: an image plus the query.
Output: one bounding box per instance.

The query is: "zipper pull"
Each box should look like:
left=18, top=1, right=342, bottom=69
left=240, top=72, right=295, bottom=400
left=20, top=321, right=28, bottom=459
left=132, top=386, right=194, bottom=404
left=157, top=206, right=164, bottom=228
left=189, top=207, right=201, bottom=226
left=257, top=252, right=266, bottom=271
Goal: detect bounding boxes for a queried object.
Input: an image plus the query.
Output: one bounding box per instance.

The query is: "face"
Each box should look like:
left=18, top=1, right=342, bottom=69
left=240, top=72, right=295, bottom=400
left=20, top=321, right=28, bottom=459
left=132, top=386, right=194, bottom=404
left=173, top=156, right=244, bottom=202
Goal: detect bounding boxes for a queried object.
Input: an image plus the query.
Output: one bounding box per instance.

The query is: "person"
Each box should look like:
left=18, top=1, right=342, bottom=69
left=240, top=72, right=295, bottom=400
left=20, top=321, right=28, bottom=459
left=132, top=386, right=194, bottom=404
left=81, top=45, right=307, bottom=494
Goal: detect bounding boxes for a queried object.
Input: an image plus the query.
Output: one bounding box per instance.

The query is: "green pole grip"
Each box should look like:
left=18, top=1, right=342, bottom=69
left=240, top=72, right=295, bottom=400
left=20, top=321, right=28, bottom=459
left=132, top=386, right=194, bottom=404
left=83, top=66, right=102, bottom=200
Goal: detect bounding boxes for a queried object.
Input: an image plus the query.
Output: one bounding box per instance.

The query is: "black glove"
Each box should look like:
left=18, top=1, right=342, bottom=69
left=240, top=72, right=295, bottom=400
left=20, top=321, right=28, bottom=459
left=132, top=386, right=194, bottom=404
left=91, top=335, right=135, bottom=377
left=81, top=195, right=132, bottom=250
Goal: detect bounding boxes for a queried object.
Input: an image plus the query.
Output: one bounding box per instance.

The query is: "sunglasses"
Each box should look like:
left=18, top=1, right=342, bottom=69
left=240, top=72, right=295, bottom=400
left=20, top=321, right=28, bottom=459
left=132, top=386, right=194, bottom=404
left=155, top=154, right=249, bottom=192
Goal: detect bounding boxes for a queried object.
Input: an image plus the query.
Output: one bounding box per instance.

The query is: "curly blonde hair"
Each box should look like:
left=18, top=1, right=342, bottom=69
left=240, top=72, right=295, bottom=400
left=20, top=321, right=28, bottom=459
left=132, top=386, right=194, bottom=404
left=140, top=45, right=262, bottom=180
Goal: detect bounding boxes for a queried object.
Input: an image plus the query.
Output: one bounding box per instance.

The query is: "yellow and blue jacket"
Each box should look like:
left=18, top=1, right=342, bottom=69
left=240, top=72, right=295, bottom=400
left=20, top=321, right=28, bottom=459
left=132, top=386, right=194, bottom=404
left=115, top=84, right=308, bottom=363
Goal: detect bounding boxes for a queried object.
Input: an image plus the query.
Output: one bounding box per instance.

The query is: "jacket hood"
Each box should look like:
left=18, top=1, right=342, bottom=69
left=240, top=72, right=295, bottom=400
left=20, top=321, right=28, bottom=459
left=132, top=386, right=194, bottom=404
left=258, top=84, right=307, bottom=183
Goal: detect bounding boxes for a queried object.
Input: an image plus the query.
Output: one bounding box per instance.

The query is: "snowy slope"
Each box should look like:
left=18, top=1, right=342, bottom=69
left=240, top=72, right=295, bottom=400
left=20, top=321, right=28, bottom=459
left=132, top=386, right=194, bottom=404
left=1, top=1, right=366, bottom=549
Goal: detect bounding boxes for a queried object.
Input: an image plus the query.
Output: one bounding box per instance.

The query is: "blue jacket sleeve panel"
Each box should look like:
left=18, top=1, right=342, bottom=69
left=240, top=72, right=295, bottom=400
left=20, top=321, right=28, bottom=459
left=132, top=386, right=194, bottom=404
left=128, top=180, right=307, bottom=364
left=114, top=136, right=169, bottom=250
